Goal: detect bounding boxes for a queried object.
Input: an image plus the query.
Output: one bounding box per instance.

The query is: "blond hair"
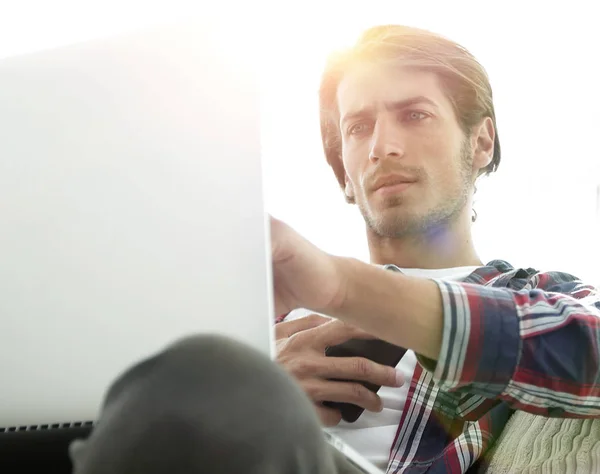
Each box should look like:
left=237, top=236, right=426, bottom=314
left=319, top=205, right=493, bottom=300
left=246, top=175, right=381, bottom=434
left=319, top=25, right=501, bottom=191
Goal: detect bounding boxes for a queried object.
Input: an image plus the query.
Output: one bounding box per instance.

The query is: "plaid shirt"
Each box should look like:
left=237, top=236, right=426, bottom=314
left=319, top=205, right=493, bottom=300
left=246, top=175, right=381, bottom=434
left=276, top=260, right=600, bottom=473
left=384, top=260, right=600, bottom=473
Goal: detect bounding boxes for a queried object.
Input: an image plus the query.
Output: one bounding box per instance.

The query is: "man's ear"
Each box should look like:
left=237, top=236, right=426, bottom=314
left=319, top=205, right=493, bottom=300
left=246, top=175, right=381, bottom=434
left=344, top=175, right=356, bottom=203
left=472, top=117, right=494, bottom=175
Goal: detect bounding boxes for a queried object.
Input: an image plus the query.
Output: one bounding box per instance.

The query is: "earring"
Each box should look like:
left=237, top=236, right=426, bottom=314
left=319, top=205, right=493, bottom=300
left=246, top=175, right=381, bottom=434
left=344, top=181, right=354, bottom=199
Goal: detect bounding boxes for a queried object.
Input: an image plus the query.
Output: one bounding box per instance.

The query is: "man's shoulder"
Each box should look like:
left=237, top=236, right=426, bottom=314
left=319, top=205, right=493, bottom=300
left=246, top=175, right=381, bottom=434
left=477, top=260, right=597, bottom=295
left=466, top=260, right=531, bottom=287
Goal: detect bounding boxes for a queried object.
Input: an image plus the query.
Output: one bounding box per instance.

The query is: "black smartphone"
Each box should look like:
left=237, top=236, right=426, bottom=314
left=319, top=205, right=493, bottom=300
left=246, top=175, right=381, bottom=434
left=323, top=338, right=407, bottom=423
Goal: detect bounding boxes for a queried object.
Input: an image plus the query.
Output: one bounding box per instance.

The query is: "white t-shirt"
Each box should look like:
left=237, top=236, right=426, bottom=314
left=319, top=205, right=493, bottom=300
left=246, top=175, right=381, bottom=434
left=284, top=265, right=479, bottom=470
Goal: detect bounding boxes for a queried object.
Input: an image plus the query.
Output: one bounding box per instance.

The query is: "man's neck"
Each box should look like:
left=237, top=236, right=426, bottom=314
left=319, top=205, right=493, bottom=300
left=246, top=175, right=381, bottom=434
left=367, top=216, right=483, bottom=269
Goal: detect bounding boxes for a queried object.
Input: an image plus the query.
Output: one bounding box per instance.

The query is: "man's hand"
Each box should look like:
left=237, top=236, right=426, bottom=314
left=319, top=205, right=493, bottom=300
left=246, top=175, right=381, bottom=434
left=270, top=216, right=345, bottom=316
left=269, top=215, right=444, bottom=360
left=276, top=314, right=404, bottom=427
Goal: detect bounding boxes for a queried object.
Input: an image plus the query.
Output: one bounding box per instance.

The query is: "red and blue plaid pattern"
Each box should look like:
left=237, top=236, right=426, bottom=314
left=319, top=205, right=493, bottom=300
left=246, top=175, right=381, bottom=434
left=385, top=260, right=600, bottom=473
left=275, top=260, right=600, bottom=473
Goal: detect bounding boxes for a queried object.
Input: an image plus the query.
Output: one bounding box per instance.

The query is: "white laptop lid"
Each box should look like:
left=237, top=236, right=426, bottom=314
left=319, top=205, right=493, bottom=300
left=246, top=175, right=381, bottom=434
left=0, top=21, right=274, bottom=429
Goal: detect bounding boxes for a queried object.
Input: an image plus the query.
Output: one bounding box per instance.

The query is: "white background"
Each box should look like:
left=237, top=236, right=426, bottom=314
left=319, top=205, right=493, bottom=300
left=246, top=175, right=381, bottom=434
left=2, top=1, right=599, bottom=285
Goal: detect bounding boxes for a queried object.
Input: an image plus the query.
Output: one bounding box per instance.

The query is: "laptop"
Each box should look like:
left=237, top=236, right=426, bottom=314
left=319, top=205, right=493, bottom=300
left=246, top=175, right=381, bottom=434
left=0, top=20, right=383, bottom=474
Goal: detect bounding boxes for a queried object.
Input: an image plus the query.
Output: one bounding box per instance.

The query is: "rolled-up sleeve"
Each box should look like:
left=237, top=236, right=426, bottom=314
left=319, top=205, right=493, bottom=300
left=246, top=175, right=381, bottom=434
left=417, top=276, right=600, bottom=419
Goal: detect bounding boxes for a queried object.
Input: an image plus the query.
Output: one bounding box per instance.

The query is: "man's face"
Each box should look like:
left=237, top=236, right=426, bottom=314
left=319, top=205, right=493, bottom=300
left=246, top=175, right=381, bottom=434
left=337, top=63, right=476, bottom=238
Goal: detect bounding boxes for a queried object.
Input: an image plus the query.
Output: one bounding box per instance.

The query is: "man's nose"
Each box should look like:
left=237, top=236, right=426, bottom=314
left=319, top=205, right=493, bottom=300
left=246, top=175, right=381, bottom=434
left=368, top=118, right=406, bottom=164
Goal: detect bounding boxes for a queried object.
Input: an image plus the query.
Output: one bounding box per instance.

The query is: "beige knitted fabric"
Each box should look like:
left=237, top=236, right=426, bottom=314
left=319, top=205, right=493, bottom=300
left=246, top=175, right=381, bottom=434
left=482, top=411, right=600, bottom=473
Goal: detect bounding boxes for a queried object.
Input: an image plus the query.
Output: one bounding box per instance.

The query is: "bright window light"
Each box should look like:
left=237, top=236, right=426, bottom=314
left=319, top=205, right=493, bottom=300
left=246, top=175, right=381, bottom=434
left=2, top=1, right=598, bottom=285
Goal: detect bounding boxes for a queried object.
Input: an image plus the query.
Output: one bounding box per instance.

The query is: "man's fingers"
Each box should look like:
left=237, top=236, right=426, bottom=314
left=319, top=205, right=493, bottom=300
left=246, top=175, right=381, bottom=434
left=321, top=356, right=402, bottom=388
left=276, top=315, right=374, bottom=349
left=307, top=318, right=375, bottom=349
left=275, top=313, right=331, bottom=339
left=289, top=356, right=402, bottom=388
left=304, top=379, right=384, bottom=414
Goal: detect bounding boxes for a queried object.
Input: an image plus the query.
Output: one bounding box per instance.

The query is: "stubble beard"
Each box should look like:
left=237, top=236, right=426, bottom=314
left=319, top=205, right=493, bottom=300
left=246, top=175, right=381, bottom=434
left=359, top=141, right=474, bottom=239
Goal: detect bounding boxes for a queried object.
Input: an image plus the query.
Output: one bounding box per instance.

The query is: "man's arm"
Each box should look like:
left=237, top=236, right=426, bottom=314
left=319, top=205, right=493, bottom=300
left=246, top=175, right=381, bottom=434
left=327, top=258, right=445, bottom=359
left=326, top=257, right=600, bottom=418
left=269, top=216, right=600, bottom=417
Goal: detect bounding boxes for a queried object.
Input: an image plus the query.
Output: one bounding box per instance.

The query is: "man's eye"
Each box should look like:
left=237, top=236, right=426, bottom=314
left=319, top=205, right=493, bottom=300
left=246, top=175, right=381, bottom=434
left=348, top=123, right=371, bottom=135
left=406, top=111, right=429, bottom=121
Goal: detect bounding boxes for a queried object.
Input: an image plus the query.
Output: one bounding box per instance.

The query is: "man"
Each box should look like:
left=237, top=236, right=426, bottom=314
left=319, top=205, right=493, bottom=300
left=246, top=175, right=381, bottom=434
left=72, top=25, right=600, bottom=474
left=273, top=24, right=600, bottom=472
